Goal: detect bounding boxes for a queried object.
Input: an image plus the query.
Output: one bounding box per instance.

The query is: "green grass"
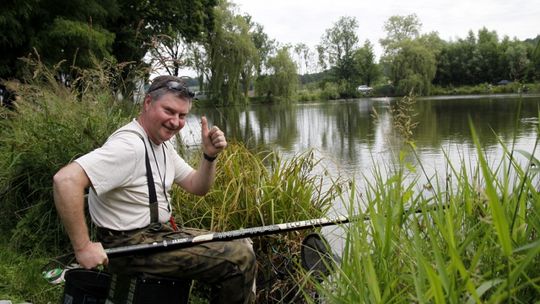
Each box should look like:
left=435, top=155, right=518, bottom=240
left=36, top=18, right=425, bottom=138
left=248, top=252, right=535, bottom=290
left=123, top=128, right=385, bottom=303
left=0, top=242, right=63, bottom=303
left=172, top=143, right=346, bottom=302
left=0, top=61, right=135, bottom=254
left=309, top=110, right=540, bottom=303
left=2, top=61, right=539, bottom=303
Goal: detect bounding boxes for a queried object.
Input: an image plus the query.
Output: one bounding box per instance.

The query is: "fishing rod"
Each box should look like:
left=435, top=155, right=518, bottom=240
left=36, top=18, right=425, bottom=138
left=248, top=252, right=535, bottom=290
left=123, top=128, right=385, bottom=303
left=44, top=205, right=444, bottom=282
left=105, top=202, right=446, bottom=257
left=43, top=215, right=353, bottom=283
left=105, top=215, right=354, bottom=258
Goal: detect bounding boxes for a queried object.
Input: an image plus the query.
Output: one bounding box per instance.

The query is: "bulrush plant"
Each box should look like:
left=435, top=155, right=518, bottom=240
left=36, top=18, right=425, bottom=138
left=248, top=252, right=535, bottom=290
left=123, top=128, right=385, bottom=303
left=309, top=97, right=540, bottom=303
left=171, top=143, right=345, bottom=303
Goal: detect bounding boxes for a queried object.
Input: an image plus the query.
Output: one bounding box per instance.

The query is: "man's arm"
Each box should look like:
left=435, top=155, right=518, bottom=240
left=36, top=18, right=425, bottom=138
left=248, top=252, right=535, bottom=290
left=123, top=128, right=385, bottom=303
left=53, top=162, right=108, bottom=269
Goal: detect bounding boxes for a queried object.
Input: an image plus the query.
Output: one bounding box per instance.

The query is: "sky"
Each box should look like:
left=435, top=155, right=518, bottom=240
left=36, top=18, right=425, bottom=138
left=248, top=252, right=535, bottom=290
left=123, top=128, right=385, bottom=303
left=232, top=0, right=540, bottom=60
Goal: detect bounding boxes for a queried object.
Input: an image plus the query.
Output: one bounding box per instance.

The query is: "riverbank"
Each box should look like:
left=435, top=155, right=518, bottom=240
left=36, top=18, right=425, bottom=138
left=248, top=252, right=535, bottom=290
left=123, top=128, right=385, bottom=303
left=1, top=65, right=539, bottom=302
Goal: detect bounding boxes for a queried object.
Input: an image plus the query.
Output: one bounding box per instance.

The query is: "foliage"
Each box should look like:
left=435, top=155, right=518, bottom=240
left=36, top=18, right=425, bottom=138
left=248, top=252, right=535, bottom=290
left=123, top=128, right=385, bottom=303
left=246, top=18, right=276, bottom=77
left=392, top=40, right=437, bottom=95
left=317, top=16, right=361, bottom=97
left=206, top=0, right=258, bottom=105
left=379, top=14, right=422, bottom=56
left=431, top=82, right=540, bottom=96
left=0, top=60, right=134, bottom=254
left=0, top=0, right=217, bottom=87
left=309, top=97, right=540, bottom=303
left=354, top=40, right=381, bottom=87
left=435, top=30, right=539, bottom=86
left=171, top=143, right=345, bottom=302
left=379, top=15, right=438, bottom=96
left=255, top=47, right=298, bottom=101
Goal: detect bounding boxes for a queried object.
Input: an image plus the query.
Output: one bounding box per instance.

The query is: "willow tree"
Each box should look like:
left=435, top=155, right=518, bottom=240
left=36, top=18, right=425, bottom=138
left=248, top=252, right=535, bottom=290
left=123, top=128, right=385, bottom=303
left=206, top=1, right=257, bottom=105
left=391, top=39, right=437, bottom=95
left=380, top=14, right=441, bottom=95
left=256, top=47, right=298, bottom=101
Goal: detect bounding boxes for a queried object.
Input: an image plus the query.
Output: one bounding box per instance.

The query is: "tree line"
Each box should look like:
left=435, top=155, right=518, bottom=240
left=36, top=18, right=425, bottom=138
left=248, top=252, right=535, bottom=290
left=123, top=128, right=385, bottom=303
left=1, top=1, right=539, bottom=103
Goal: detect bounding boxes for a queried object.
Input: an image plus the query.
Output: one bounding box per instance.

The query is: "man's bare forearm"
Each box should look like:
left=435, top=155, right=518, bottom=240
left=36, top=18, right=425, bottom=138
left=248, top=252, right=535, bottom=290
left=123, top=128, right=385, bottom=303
left=53, top=162, right=91, bottom=250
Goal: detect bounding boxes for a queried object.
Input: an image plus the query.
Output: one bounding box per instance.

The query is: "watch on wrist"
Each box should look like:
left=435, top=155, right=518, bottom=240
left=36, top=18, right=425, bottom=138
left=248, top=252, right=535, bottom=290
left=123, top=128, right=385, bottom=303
left=203, top=153, right=217, bottom=162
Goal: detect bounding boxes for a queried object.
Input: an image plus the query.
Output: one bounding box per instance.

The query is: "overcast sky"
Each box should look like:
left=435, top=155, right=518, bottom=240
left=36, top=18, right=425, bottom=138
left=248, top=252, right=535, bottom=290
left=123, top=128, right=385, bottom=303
left=232, top=0, right=540, bottom=59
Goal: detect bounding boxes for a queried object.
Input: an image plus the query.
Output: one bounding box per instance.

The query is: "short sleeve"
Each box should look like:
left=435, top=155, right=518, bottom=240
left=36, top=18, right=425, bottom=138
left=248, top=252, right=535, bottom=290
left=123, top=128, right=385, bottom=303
left=75, top=134, right=140, bottom=195
left=170, top=150, right=194, bottom=183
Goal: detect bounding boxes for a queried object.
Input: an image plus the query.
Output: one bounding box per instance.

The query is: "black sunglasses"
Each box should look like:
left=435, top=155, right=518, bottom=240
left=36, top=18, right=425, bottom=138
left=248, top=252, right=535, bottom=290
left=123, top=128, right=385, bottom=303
left=147, top=81, right=195, bottom=98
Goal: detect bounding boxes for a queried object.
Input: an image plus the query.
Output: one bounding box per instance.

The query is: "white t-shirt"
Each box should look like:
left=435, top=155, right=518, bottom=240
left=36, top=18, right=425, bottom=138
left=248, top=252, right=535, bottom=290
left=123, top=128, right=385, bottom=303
left=75, top=119, right=194, bottom=230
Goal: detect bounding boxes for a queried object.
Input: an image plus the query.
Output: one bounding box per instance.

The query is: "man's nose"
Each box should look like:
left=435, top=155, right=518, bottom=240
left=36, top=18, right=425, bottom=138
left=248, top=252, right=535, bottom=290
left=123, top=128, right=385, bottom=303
left=170, top=116, right=184, bottom=129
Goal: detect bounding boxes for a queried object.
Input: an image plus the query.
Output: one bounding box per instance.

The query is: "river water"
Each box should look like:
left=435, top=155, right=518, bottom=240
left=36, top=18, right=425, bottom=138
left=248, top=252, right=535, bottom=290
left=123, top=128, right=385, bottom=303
left=183, top=94, right=539, bottom=185
left=180, top=94, right=540, bottom=249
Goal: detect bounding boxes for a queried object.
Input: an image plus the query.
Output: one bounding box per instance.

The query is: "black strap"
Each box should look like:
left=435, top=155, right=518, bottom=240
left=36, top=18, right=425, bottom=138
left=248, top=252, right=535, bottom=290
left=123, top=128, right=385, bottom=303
left=112, top=129, right=160, bottom=224
left=140, top=137, right=159, bottom=223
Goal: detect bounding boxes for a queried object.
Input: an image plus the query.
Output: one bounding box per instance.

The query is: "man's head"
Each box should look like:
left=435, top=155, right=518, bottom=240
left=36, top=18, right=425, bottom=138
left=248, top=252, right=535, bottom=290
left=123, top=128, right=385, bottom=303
left=139, top=76, right=195, bottom=145
left=146, top=75, right=195, bottom=103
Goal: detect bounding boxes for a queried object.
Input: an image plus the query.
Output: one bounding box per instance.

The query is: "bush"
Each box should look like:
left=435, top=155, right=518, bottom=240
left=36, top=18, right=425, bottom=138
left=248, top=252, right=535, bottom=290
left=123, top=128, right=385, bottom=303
left=319, top=82, right=340, bottom=100
left=0, top=62, right=133, bottom=254
left=171, top=143, right=345, bottom=302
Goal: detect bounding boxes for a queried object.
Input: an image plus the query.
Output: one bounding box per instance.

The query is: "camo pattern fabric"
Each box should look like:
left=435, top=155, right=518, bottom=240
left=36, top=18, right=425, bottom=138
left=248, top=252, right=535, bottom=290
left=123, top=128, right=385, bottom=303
left=97, top=223, right=256, bottom=304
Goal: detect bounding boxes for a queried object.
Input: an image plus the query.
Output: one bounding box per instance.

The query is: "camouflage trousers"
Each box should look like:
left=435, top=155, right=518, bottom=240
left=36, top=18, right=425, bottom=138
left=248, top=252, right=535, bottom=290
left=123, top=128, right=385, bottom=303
left=97, top=223, right=256, bottom=304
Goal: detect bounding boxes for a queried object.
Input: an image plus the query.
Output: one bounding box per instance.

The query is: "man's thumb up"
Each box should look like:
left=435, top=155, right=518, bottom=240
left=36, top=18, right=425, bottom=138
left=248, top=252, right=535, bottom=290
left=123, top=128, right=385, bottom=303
left=201, top=116, right=227, bottom=157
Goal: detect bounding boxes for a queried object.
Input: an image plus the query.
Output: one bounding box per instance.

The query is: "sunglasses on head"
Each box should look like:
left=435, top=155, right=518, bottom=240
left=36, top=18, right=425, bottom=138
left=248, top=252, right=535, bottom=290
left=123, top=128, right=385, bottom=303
left=147, top=81, right=195, bottom=98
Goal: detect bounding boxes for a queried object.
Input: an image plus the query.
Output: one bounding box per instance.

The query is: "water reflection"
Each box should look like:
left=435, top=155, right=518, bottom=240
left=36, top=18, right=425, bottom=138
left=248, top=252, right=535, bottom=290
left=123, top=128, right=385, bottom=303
left=188, top=95, right=540, bottom=188
left=181, top=95, right=539, bottom=252
left=183, top=95, right=539, bottom=181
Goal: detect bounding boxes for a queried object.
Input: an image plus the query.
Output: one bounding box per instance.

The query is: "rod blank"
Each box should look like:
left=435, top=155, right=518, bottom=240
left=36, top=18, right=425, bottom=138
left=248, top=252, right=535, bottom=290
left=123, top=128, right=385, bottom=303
left=105, top=215, right=351, bottom=258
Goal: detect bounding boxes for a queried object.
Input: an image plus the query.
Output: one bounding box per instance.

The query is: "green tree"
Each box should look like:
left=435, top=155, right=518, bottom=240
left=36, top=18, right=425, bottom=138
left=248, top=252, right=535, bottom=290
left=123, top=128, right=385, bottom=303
left=0, top=0, right=217, bottom=91
left=256, top=47, right=298, bottom=100
left=106, top=0, right=216, bottom=97
left=380, top=14, right=437, bottom=95
left=353, top=40, right=380, bottom=86
left=248, top=21, right=275, bottom=76
left=435, top=31, right=480, bottom=86
left=318, top=16, right=360, bottom=97
left=36, top=18, right=115, bottom=70
left=206, top=1, right=257, bottom=105
left=475, top=27, right=501, bottom=83
left=505, top=41, right=530, bottom=81
left=527, top=36, right=540, bottom=80
left=379, top=14, right=421, bottom=56
left=0, top=0, right=118, bottom=78
left=391, top=39, right=437, bottom=95
left=240, top=16, right=274, bottom=98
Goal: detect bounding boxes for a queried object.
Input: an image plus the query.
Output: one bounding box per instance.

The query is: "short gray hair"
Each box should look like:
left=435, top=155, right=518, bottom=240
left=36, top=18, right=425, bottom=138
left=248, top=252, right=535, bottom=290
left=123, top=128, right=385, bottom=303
left=146, top=76, right=193, bottom=102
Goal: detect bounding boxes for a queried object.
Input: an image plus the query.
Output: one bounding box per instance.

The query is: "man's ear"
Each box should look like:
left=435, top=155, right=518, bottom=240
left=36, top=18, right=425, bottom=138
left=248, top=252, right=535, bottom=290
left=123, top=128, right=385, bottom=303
left=142, top=95, right=152, bottom=111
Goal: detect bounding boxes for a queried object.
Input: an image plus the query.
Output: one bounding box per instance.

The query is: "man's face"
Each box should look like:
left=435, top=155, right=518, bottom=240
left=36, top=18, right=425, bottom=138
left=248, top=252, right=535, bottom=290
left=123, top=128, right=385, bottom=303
left=140, top=93, right=191, bottom=145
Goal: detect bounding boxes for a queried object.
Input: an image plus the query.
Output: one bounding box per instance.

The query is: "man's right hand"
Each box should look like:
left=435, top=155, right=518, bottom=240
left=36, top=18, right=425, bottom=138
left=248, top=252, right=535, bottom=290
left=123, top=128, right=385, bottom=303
left=74, top=241, right=109, bottom=269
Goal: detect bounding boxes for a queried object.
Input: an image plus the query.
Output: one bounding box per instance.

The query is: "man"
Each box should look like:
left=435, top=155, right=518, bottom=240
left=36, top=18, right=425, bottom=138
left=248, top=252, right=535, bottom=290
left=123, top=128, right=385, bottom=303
left=53, top=75, right=256, bottom=303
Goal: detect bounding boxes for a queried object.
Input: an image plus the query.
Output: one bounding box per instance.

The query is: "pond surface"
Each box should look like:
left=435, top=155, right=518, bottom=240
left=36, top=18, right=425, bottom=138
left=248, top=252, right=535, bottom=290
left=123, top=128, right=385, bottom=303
left=180, top=94, right=540, bottom=249
left=182, top=94, right=539, bottom=187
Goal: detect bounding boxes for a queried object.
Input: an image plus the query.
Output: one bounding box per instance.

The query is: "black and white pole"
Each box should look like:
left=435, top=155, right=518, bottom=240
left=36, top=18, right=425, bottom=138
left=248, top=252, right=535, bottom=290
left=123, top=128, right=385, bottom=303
left=105, top=215, right=352, bottom=258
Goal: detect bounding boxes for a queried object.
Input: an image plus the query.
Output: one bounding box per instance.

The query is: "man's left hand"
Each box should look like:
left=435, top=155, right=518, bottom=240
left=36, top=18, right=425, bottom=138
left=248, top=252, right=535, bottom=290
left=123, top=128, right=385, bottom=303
left=201, top=116, right=227, bottom=157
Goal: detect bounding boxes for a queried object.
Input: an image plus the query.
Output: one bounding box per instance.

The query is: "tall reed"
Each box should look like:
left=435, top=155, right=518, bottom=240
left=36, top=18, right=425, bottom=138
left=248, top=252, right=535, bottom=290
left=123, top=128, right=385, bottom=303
left=309, top=99, right=540, bottom=303
left=0, top=59, right=134, bottom=254
left=171, top=143, right=345, bottom=302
